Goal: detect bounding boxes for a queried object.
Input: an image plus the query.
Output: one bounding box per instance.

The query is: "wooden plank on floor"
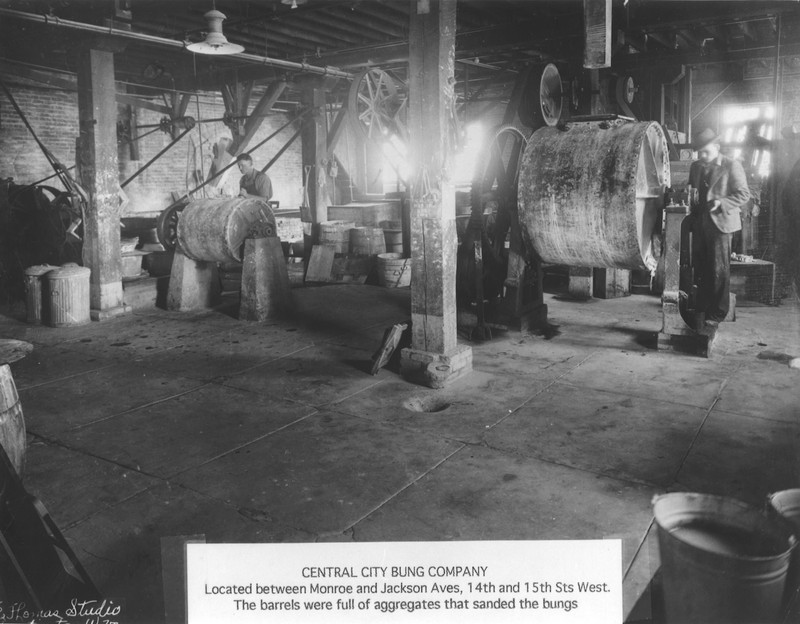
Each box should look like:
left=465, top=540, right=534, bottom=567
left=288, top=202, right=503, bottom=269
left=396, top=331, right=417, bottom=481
left=305, top=245, right=336, bottom=282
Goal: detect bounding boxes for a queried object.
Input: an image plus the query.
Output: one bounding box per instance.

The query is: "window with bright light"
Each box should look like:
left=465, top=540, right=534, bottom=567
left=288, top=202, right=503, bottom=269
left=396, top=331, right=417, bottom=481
left=720, top=103, right=774, bottom=177
left=453, top=122, right=486, bottom=188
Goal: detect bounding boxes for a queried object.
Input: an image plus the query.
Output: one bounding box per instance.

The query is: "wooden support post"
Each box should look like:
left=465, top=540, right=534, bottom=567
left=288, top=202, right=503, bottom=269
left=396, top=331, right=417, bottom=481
left=400, top=0, right=472, bottom=388
left=76, top=47, right=131, bottom=321
left=301, top=83, right=332, bottom=226
left=584, top=0, right=612, bottom=69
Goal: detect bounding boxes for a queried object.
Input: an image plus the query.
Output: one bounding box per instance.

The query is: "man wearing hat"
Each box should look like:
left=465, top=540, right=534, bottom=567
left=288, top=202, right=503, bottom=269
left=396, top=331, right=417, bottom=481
left=688, top=128, right=751, bottom=326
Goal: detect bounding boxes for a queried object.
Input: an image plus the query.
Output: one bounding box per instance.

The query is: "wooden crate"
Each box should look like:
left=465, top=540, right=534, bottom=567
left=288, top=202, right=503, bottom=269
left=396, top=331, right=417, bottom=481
left=327, top=201, right=401, bottom=226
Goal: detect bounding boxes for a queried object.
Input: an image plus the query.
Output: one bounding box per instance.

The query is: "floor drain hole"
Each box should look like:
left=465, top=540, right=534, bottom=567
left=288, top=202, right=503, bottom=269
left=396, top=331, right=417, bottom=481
left=403, top=396, right=452, bottom=413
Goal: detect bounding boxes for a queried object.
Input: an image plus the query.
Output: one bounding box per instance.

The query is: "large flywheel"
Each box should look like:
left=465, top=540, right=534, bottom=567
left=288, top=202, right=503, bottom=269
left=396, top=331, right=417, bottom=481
left=457, top=125, right=533, bottom=337
left=347, top=68, right=408, bottom=142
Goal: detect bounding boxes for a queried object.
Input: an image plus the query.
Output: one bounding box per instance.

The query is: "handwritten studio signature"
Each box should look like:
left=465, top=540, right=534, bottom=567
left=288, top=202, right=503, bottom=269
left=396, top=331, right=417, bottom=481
left=0, top=599, right=123, bottom=624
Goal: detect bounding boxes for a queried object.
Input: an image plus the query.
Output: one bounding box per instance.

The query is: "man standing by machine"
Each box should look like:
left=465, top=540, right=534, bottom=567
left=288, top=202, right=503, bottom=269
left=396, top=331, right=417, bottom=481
left=689, top=128, right=751, bottom=326
left=236, top=153, right=273, bottom=201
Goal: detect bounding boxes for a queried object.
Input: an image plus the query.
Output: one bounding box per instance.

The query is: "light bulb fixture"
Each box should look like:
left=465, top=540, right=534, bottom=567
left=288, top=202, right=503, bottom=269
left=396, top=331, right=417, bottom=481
left=186, top=9, right=244, bottom=55
left=281, top=0, right=307, bottom=8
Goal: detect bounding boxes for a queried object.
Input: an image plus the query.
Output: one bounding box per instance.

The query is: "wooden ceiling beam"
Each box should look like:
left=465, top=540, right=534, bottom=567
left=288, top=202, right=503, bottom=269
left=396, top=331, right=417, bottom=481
left=290, top=10, right=398, bottom=43
left=615, top=38, right=800, bottom=70
left=676, top=30, right=703, bottom=50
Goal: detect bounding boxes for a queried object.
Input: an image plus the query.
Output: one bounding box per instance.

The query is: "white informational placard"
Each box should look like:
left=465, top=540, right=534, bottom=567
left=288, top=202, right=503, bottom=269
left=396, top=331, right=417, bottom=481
left=186, top=540, right=622, bottom=624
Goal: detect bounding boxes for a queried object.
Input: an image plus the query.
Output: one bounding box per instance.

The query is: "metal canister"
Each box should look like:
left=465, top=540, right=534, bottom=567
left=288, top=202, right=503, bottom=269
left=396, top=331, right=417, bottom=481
left=46, top=264, right=91, bottom=327
left=23, top=264, right=57, bottom=324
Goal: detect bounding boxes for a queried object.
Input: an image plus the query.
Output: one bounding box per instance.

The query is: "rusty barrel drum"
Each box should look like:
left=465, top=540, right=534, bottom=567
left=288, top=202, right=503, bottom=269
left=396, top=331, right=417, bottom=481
left=517, top=119, right=670, bottom=272
left=176, top=197, right=276, bottom=264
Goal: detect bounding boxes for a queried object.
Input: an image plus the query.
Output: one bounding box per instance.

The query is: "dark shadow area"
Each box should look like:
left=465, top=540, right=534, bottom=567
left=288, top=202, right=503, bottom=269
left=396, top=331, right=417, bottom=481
left=626, top=568, right=665, bottom=624
left=527, top=322, right=562, bottom=340
left=605, top=325, right=660, bottom=349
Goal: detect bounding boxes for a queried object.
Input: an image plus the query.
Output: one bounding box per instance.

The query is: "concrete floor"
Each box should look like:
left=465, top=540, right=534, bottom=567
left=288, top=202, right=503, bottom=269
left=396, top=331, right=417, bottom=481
left=1, top=285, right=799, bottom=623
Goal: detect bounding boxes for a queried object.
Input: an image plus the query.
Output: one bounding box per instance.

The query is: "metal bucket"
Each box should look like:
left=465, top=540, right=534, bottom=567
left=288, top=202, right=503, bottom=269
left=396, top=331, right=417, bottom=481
left=349, top=227, right=386, bottom=256
left=377, top=253, right=410, bottom=288
left=0, top=364, right=26, bottom=475
left=46, top=264, right=91, bottom=327
left=768, top=489, right=800, bottom=608
left=518, top=119, right=669, bottom=271
left=653, top=492, right=796, bottom=624
left=176, top=197, right=275, bottom=264
left=23, top=264, right=57, bottom=324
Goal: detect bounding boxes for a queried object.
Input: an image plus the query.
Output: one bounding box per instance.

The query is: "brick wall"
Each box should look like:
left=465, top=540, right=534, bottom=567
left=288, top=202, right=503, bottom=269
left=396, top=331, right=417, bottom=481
left=0, top=83, right=79, bottom=189
left=0, top=80, right=303, bottom=215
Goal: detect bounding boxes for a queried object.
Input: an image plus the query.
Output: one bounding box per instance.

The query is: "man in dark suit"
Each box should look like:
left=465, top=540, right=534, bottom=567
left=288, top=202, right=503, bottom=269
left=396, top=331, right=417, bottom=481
left=688, top=128, right=751, bottom=326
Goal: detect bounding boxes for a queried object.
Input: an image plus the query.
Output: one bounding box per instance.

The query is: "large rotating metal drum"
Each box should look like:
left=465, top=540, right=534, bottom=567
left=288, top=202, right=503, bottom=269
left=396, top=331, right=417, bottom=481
left=517, top=119, right=669, bottom=271
left=176, top=197, right=275, bottom=264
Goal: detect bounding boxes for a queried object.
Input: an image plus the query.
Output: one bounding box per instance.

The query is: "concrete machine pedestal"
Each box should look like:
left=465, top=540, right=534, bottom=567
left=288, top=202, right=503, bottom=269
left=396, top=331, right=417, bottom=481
left=166, top=197, right=292, bottom=320
left=657, top=188, right=736, bottom=357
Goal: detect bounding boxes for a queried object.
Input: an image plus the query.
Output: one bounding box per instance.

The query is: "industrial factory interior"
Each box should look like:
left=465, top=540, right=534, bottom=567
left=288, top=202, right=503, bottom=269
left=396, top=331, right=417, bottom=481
left=1, top=0, right=800, bottom=622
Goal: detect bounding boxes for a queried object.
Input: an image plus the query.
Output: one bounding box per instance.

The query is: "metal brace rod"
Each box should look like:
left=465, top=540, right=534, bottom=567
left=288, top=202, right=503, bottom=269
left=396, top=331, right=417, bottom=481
left=159, top=109, right=310, bottom=211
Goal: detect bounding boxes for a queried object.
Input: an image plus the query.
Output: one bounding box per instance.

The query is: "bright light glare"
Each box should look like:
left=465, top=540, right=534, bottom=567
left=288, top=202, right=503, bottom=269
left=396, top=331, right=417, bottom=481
left=453, top=122, right=485, bottom=186
left=380, top=134, right=411, bottom=184
left=722, top=106, right=761, bottom=124
left=759, top=151, right=771, bottom=177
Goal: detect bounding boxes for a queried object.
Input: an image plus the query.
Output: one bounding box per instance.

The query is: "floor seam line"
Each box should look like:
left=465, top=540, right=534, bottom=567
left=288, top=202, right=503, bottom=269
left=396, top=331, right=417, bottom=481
left=479, top=439, right=663, bottom=490
left=26, top=432, right=168, bottom=482
left=214, top=343, right=317, bottom=378
left=69, top=381, right=216, bottom=431
left=61, top=481, right=166, bottom=532
left=320, top=379, right=388, bottom=409
left=16, top=363, right=120, bottom=391
left=484, top=351, right=599, bottom=430
left=341, top=444, right=468, bottom=534
left=555, top=378, right=731, bottom=411
left=165, top=410, right=320, bottom=479
left=668, top=360, right=746, bottom=485
left=622, top=517, right=655, bottom=581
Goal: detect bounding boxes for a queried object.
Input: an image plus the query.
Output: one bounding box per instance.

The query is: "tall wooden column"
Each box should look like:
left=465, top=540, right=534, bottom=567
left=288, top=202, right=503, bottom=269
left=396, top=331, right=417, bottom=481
left=301, top=82, right=331, bottom=227
left=76, top=47, right=130, bottom=320
left=400, top=0, right=472, bottom=388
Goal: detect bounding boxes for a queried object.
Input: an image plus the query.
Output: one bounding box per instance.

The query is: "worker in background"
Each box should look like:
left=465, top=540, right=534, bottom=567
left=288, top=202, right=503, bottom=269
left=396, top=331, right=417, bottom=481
left=236, top=153, right=273, bottom=201
left=688, top=128, right=751, bottom=327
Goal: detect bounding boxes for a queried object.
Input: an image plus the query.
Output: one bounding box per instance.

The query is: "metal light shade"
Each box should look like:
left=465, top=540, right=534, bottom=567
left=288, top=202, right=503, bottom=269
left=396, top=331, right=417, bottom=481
left=186, top=9, right=243, bottom=55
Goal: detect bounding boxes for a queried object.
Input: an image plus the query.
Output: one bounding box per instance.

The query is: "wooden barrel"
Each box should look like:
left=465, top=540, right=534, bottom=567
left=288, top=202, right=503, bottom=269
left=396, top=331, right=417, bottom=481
left=377, top=253, right=411, bottom=288
left=349, top=227, right=386, bottom=256
left=176, top=197, right=275, bottom=264
left=23, top=264, right=57, bottom=324
left=518, top=120, right=669, bottom=271
left=319, top=221, right=355, bottom=254
left=0, top=364, right=26, bottom=475
left=46, top=264, right=91, bottom=327
left=383, top=230, right=403, bottom=253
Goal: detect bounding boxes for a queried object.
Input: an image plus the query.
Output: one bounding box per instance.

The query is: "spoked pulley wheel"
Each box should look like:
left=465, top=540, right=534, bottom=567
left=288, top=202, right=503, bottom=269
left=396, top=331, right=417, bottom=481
left=519, top=63, right=563, bottom=128
left=347, top=68, right=408, bottom=142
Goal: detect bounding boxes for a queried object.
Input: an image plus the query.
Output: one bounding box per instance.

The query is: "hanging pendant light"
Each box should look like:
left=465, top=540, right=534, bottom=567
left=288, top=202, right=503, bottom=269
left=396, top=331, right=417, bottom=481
left=186, top=9, right=244, bottom=55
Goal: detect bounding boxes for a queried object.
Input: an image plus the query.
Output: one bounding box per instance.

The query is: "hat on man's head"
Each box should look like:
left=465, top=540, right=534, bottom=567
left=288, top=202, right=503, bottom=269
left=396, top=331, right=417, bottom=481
left=692, top=128, right=720, bottom=150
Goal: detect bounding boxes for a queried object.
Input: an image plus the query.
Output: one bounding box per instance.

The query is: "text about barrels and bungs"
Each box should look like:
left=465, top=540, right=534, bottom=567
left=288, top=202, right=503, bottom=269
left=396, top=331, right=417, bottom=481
left=186, top=540, right=622, bottom=623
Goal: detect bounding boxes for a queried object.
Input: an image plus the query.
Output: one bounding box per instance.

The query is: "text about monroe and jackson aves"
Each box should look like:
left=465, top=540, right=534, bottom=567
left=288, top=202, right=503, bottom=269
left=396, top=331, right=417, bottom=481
left=186, top=540, right=622, bottom=623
